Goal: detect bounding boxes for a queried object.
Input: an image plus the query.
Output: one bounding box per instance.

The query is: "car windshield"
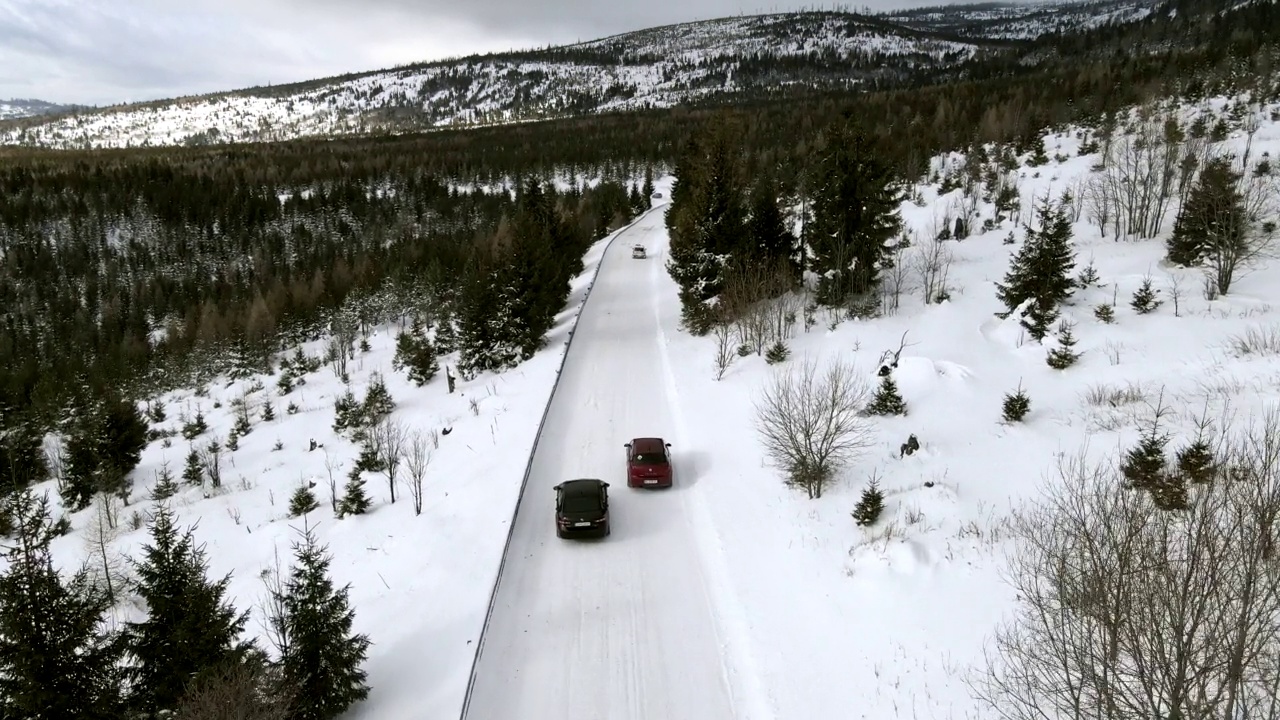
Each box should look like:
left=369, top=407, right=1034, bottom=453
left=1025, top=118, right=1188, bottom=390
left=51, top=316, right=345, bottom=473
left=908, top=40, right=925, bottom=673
left=562, top=495, right=600, bottom=513
left=633, top=453, right=667, bottom=464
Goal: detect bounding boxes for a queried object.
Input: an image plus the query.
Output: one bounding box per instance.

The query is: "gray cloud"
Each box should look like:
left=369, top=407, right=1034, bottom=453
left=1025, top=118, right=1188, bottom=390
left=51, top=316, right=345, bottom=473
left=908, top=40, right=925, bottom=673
left=0, top=0, right=976, bottom=106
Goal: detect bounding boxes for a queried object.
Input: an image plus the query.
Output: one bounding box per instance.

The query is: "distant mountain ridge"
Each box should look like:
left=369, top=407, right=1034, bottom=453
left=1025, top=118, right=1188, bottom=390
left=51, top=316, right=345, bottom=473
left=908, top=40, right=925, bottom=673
left=0, top=98, right=78, bottom=121
left=0, top=0, right=1161, bottom=149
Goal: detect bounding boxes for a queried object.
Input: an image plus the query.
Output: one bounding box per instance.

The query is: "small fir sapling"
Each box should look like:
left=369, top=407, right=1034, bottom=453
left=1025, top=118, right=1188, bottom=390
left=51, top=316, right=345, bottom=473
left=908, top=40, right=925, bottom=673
left=288, top=484, right=320, bottom=517
left=1176, top=439, right=1216, bottom=484
left=182, top=412, right=208, bottom=440
left=182, top=448, right=203, bottom=485
left=225, top=430, right=239, bottom=452
left=287, top=402, right=299, bottom=415
left=1130, top=276, right=1163, bottom=314
left=338, top=469, right=371, bottom=517
left=1094, top=303, right=1116, bottom=323
left=1045, top=321, right=1081, bottom=369
left=1002, top=381, right=1032, bottom=422
left=867, top=374, right=908, bottom=416
left=852, top=476, right=886, bottom=527
left=765, top=341, right=790, bottom=365
left=1077, top=259, right=1101, bottom=287
left=261, top=401, right=275, bottom=422
left=151, top=463, right=178, bottom=501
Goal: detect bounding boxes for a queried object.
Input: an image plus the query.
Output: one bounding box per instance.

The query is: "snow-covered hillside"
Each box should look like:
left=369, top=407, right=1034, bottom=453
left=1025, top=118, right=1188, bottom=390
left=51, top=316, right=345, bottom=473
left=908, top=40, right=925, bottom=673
left=0, top=98, right=76, bottom=121
left=885, top=0, right=1158, bottom=39
left=0, top=1, right=1157, bottom=151
left=13, top=92, right=1280, bottom=719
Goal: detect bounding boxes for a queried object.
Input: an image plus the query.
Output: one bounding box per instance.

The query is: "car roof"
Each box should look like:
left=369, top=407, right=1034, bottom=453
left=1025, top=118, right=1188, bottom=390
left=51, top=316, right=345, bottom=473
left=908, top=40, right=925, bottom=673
left=630, top=437, right=667, bottom=453
left=558, top=478, right=606, bottom=495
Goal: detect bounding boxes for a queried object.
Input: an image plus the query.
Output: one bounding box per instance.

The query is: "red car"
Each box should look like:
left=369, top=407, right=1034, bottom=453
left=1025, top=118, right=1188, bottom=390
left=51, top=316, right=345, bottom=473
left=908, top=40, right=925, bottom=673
left=624, top=437, right=673, bottom=488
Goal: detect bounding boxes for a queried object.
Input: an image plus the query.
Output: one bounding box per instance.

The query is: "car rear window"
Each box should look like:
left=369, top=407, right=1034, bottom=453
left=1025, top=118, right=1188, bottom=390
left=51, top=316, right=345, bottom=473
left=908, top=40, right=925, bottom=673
left=563, top=495, right=600, bottom=513
left=633, top=453, right=667, bottom=464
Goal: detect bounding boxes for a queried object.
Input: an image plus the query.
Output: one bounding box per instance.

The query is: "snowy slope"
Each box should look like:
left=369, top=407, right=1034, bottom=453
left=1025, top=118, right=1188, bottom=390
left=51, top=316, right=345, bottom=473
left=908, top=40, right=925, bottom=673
left=0, top=2, right=1159, bottom=150
left=0, top=98, right=76, bottom=121
left=12, top=93, right=1280, bottom=720
left=461, top=209, right=764, bottom=720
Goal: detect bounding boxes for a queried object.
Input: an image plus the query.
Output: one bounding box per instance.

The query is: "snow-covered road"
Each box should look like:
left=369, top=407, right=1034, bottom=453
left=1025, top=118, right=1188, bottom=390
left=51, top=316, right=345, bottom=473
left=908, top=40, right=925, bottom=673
left=461, top=211, right=741, bottom=720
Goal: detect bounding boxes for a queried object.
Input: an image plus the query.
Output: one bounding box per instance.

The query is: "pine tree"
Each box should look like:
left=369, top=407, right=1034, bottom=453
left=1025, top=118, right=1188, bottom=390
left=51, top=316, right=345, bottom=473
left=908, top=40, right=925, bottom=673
left=1175, top=438, right=1216, bottom=484
left=261, top=400, right=276, bottom=422
left=1122, top=422, right=1169, bottom=493
left=60, top=392, right=150, bottom=511
left=1002, top=383, right=1031, bottom=422
left=338, top=469, right=371, bottom=517
left=289, top=485, right=320, bottom=517
left=271, top=524, right=371, bottom=720
left=642, top=165, right=655, bottom=200
left=151, top=463, right=179, bottom=501
left=183, top=447, right=203, bottom=486
left=360, top=373, right=395, bottom=425
left=808, top=114, right=904, bottom=305
left=455, top=263, right=521, bottom=378
left=0, top=403, right=49, bottom=492
left=866, top=375, right=908, bottom=416
left=1167, top=157, right=1246, bottom=267
left=852, top=478, right=885, bottom=527
left=0, top=489, right=126, bottom=719
left=664, top=118, right=748, bottom=334
left=127, top=502, right=254, bottom=715
left=745, top=172, right=800, bottom=283
left=1045, top=321, right=1082, bottom=369
left=1130, top=277, right=1162, bottom=314
left=995, top=197, right=1077, bottom=341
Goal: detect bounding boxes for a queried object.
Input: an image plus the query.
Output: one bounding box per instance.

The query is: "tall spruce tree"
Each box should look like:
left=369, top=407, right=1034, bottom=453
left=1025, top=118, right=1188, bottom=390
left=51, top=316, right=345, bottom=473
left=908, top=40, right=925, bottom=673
left=665, top=116, right=748, bottom=333
left=994, top=197, right=1077, bottom=340
left=746, top=172, right=801, bottom=284
left=808, top=114, right=903, bottom=306
left=271, top=524, right=371, bottom=720
left=642, top=165, right=655, bottom=200
left=1167, top=156, right=1246, bottom=267
left=501, top=180, right=578, bottom=359
left=455, top=259, right=520, bottom=379
left=61, top=391, right=149, bottom=511
left=0, top=489, right=126, bottom=719
left=127, top=502, right=254, bottom=716
left=0, top=401, right=48, bottom=494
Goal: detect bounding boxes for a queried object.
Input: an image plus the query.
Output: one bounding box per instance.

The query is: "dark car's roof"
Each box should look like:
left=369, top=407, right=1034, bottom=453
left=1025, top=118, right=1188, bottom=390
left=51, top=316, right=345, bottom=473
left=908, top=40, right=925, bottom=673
left=630, top=438, right=667, bottom=454
left=558, top=478, right=606, bottom=496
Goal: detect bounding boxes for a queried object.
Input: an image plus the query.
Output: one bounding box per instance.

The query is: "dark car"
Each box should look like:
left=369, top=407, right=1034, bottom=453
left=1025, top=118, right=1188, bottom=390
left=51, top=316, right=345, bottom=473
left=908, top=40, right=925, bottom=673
left=554, top=479, right=611, bottom=538
left=624, top=437, right=673, bottom=488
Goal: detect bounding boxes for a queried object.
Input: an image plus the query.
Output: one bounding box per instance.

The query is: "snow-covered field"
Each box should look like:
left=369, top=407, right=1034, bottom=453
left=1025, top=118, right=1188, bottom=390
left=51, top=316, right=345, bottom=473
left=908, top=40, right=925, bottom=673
left=24, top=91, right=1280, bottom=719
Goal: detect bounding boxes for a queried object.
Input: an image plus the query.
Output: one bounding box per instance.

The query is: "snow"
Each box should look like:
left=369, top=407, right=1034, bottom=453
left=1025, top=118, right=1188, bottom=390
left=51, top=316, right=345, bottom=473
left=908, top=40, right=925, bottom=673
left=16, top=92, right=1280, bottom=720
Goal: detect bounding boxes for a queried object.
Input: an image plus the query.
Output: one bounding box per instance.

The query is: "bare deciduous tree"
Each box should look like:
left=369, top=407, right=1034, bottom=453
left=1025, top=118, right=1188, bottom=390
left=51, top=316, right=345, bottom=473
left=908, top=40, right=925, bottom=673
left=405, top=430, right=433, bottom=516
left=712, top=321, right=735, bottom=381
left=881, top=241, right=912, bottom=314
left=373, top=418, right=407, bottom=504
left=173, top=659, right=292, bottom=720
left=913, top=236, right=953, bottom=305
left=753, top=356, right=876, bottom=499
left=83, top=494, right=127, bottom=603
left=323, top=449, right=340, bottom=514
left=971, top=410, right=1280, bottom=720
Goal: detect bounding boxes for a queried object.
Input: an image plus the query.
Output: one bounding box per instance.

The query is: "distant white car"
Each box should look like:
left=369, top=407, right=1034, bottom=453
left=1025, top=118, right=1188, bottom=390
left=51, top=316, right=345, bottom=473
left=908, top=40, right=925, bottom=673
left=632, top=244, right=646, bottom=259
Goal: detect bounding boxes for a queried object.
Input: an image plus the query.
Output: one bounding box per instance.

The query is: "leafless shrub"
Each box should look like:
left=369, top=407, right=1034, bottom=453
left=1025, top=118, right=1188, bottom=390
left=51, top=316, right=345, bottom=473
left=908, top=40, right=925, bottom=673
left=1167, top=271, right=1187, bottom=317
left=1101, top=341, right=1124, bottom=366
left=322, top=450, right=339, bottom=514
left=753, top=356, right=876, bottom=499
left=913, top=236, right=953, bottom=305
left=373, top=417, right=406, bottom=504
left=970, top=413, right=1280, bottom=720
left=173, top=659, right=292, bottom=720
left=405, top=430, right=433, bottom=516
left=1229, top=324, right=1280, bottom=357
left=712, top=321, right=735, bottom=381
left=1082, top=381, right=1148, bottom=407
left=881, top=241, right=912, bottom=314
left=1086, top=109, right=1184, bottom=240
left=83, top=494, right=128, bottom=603
left=721, top=258, right=794, bottom=353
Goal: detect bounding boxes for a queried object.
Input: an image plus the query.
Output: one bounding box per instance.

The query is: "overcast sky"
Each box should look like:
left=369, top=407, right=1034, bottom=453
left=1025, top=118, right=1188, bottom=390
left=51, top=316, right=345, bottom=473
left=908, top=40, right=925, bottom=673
left=1, top=0, right=990, bottom=106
